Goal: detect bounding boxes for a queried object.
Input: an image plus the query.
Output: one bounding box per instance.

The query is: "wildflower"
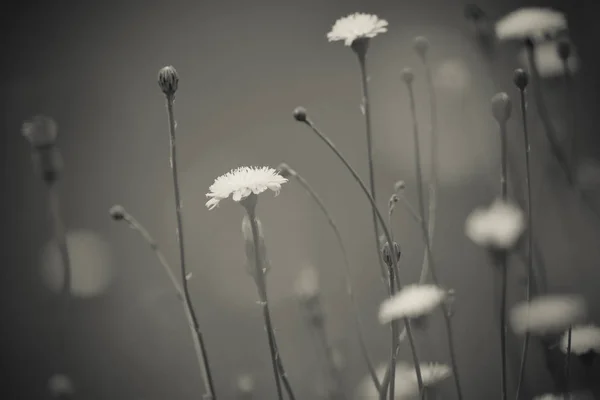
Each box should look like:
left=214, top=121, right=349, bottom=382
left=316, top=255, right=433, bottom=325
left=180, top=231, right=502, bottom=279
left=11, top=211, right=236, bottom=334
left=518, top=40, right=579, bottom=78
left=465, top=199, right=525, bottom=250
left=495, top=7, right=567, bottom=41
left=205, top=166, right=288, bottom=210
left=326, top=13, right=388, bottom=46
left=510, top=295, right=587, bottom=335
left=379, top=284, right=447, bottom=324
left=407, top=362, right=452, bottom=387
left=559, top=325, right=600, bottom=355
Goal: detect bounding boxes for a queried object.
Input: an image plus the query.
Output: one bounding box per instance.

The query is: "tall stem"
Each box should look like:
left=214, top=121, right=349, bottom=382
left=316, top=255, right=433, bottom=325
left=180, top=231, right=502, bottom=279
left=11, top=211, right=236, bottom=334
left=565, top=327, right=572, bottom=396
left=516, top=86, right=534, bottom=400
left=499, top=119, right=509, bottom=400
left=291, top=171, right=380, bottom=391
left=357, top=53, right=389, bottom=288
left=300, top=118, right=424, bottom=399
left=165, top=95, right=216, bottom=399
left=405, top=80, right=464, bottom=400
left=48, top=183, right=72, bottom=373
left=563, top=60, right=577, bottom=174
left=117, top=209, right=216, bottom=399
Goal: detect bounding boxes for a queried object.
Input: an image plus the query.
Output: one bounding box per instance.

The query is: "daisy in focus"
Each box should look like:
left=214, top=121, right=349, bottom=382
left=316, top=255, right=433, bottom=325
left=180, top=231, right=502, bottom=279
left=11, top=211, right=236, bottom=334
left=379, top=284, right=447, bottom=324
left=465, top=199, right=525, bottom=250
left=510, top=294, right=587, bottom=335
left=327, top=13, right=388, bottom=46
left=205, top=166, right=288, bottom=210
left=559, top=324, right=600, bottom=355
left=495, top=7, right=567, bottom=41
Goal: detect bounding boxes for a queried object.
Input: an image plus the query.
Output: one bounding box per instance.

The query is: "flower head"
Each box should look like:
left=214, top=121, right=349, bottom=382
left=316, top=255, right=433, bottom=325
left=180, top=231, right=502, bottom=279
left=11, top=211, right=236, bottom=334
left=206, top=166, right=288, bottom=210
left=158, top=66, right=179, bottom=96
left=560, top=325, right=600, bottom=355
left=465, top=199, right=525, bottom=250
left=379, top=284, right=447, bottom=324
left=327, top=13, right=388, bottom=46
left=510, top=294, right=587, bottom=335
left=495, top=7, right=567, bottom=41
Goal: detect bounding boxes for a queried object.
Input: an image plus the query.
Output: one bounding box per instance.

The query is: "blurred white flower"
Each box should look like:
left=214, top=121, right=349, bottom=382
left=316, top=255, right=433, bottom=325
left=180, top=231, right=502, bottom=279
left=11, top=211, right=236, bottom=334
left=206, top=166, right=287, bottom=210
left=518, top=40, right=579, bottom=78
left=465, top=199, right=525, bottom=250
left=510, top=295, right=587, bottom=335
left=41, top=230, right=114, bottom=298
left=533, top=394, right=568, bottom=400
left=327, top=13, right=388, bottom=46
left=354, top=362, right=419, bottom=399
left=48, top=374, right=74, bottom=398
left=495, top=7, right=567, bottom=41
left=236, top=373, right=255, bottom=394
left=560, top=325, right=600, bottom=355
left=294, top=266, right=320, bottom=301
left=379, top=284, right=447, bottom=324
left=406, top=362, right=452, bottom=387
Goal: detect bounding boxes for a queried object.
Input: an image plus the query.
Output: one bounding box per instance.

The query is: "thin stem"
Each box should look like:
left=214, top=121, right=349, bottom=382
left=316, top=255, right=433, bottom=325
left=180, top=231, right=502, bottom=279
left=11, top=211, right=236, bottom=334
left=499, top=118, right=509, bottom=400
left=388, top=272, right=399, bottom=400
left=404, top=80, right=464, bottom=400
left=563, top=60, right=577, bottom=174
left=48, top=182, right=72, bottom=373
left=516, top=87, right=534, bottom=400
left=565, top=327, right=572, bottom=396
left=300, top=118, right=424, bottom=399
left=116, top=209, right=215, bottom=399
left=165, top=95, right=216, bottom=400
left=311, top=303, right=345, bottom=400
left=357, top=53, right=389, bottom=288
left=524, top=43, right=573, bottom=186
left=291, top=170, right=380, bottom=391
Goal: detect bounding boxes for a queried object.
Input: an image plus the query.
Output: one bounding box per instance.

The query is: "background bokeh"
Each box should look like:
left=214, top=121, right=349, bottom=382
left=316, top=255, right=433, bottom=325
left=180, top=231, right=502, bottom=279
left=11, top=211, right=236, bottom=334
left=2, top=0, right=600, bottom=398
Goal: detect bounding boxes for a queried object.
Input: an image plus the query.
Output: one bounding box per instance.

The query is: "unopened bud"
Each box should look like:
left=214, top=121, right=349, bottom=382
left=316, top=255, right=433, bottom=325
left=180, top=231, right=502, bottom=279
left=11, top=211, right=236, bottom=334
left=394, top=180, right=406, bottom=192
left=109, top=205, right=126, bottom=221
left=491, top=92, right=512, bottom=123
left=401, top=68, right=414, bottom=85
left=381, top=241, right=402, bottom=267
left=513, top=69, right=529, bottom=91
left=413, top=36, right=429, bottom=59
left=293, top=106, right=307, bottom=122
left=158, top=66, right=179, bottom=96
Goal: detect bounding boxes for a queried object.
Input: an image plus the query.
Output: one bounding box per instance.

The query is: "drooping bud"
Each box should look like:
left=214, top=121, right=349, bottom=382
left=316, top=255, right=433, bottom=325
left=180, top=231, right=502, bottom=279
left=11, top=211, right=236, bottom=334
left=293, top=106, right=307, bottom=122
left=276, top=163, right=295, bottom=179
left=157, top=66, right=179, bottom=96
left=491, top=92, right=512, bottom=124
left=513, top=69, right=529, bottom=91
left=381, top=241, right=402, bottom=267
left=109, top=205, right=126, bottom=221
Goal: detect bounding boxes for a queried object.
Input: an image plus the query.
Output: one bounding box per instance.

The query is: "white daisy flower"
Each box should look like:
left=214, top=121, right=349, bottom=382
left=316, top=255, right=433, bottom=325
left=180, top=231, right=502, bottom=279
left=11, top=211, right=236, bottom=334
left=495, top=7, right=567, bottom=41
left=379, top=284, right=447, bottom=324
left=518, top=40, right=579, bottom=78
left=510, top=295, right=587, bottom=335
left=205, top=166, right=288, bottom=210
left=354, top=362, right=419, bottom=399
left=294, top=266, right=320, bottom=301
left=407, top=362, right=452, bottom=387
left=560, top=325, right=600, bottom=355
left=465, top=199, right=525, bottom=250
left=327, top=13, right=388, bottom=46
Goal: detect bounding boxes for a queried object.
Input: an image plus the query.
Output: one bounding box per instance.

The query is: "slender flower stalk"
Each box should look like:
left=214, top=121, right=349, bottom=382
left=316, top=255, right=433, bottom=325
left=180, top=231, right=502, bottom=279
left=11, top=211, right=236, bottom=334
left=277, top=163, right=380, bottom=391
left=108, top=205, right=215, bottom=399
left=401, top=70, right=464, bottom=400
left=514, top=69, right=534, bottom=400
left=21, top=116, right=72, bottom=376
left=492, top=92, right=513, bottom=400
left=565, top=326, right=572, bottom=396
left=557, top=39, right=577, bottom=177
left=158, top=66, right=216, bottom=400
left=523, top=39, right=573, bottom=186
left=292, top=107, right=424, bottom=400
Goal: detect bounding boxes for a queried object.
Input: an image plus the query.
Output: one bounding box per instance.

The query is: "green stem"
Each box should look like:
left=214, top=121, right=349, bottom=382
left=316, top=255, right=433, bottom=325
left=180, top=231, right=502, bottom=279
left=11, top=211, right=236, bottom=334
left=290, top=170, right=380, bottom=391
left=165, top=95, right=216, bottom=399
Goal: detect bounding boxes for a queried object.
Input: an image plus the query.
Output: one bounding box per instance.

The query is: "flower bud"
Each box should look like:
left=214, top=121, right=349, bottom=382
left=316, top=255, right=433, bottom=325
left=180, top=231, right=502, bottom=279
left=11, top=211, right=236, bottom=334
left=557, top=39, right=571, bottom=61
left=413, top=36, right=429, bottom=59
left=513, top=69, right=529, bottom=91
left=401, top=68, right=414, bottom=85
left=109, top=205, right=126, bottom=221
left=491, top=92, right=512, bottom=123
left=22, top=116, right=58, bottom=148
left=381, top=241, right=402, bottom=267
left=293, top=106, right=307, bottom=122
left=276, top=163, right=295, bottom=179
left=158, top=66, right=179, bottom=96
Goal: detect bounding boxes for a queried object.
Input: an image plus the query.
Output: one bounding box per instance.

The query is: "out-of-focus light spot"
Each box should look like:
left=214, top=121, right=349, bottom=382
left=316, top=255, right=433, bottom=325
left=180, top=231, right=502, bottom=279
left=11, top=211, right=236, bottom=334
left=433, top=59, right=471, bottom=93
left=41, top=230, right=114, bottom=298
left=48, top=374, right=74, bottom=398
left=519, top=41, right=579, bottom=78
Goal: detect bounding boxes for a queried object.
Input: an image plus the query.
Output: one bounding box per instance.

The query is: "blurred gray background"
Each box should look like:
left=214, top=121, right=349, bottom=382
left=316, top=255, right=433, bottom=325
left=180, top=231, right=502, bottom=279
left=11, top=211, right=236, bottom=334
left=2, top=0, right=600, bottom=398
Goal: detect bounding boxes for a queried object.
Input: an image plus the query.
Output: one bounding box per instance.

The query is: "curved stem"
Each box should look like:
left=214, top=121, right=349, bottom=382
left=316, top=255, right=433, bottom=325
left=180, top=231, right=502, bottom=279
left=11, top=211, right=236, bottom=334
left=117, top=209, right=215, bottom=399
left=290, top=170, right=380, bottom=391
left=515, top=87, right=534, bottom=400
left=357, top=54, right=389, bottom=289
left=48, top=183, right=72, bottom=374
left=299, top=118, right=424, bottom=399
left=165, top=95, right=216, bottom=400
left=404, top=80, right=464, bottom=400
